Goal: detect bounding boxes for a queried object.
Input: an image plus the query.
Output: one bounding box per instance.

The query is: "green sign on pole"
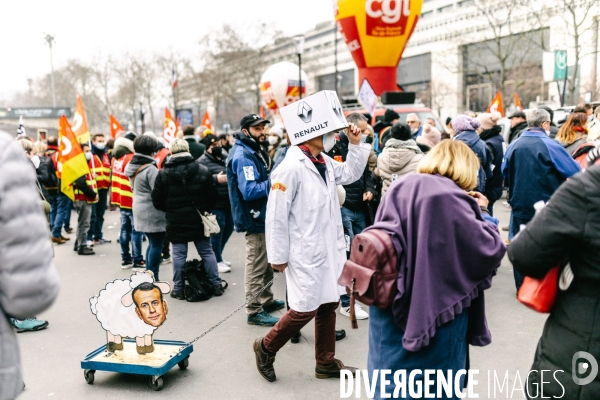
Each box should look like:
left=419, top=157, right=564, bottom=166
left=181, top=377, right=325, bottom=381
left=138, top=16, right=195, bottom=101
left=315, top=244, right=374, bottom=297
left=554, top=51, right=567, bottom=81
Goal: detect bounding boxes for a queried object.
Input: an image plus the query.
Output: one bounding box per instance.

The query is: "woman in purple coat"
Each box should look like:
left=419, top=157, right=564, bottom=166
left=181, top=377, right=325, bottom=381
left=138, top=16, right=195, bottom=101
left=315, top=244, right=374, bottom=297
left=367, top=140, right=506, bottom=399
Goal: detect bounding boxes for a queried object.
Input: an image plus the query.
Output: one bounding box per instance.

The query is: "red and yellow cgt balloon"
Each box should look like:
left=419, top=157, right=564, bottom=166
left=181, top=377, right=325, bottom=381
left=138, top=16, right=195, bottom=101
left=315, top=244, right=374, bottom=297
left=335, top=0, right=423, bottom=95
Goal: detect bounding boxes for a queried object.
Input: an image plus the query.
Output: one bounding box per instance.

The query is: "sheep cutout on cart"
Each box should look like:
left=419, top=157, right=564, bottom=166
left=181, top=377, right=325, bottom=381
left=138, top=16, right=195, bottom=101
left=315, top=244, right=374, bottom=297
left=90, top=271, right=171, bottom=355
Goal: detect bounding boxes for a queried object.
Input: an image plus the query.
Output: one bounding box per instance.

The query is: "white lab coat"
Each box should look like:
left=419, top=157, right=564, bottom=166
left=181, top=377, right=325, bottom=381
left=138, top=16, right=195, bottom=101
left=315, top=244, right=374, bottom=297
left=266, top=143, right=371, bottom=312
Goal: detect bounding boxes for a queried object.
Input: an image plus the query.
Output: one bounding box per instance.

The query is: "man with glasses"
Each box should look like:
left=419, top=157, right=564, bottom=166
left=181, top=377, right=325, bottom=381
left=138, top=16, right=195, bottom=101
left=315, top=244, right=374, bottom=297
left=502, top=109, right=580, bottom=291
left=406, top=113, right=423, bottom=139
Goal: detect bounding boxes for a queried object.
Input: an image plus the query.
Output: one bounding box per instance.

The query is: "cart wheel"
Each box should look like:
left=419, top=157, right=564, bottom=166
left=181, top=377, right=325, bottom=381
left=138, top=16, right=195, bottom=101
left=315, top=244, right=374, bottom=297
left=149, top=375, right=163, bottom=391
left=178, top=356, right=189, bottom=370
left=84, top=369, right=95, bottom=385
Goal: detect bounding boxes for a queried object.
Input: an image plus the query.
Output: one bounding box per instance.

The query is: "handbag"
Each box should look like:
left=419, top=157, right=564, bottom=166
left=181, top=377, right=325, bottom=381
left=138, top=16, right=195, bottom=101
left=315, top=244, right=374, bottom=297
left=174, top=177, right=221, bottom=237
left=517, top=263, right=573, bottom=313
left=338, top=229, right=398, bottom=328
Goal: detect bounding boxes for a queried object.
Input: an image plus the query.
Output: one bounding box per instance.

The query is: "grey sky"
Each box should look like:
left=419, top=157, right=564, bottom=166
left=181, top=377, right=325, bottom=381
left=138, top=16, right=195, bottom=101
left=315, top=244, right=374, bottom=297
left=0, top=0, right=334, bottom=100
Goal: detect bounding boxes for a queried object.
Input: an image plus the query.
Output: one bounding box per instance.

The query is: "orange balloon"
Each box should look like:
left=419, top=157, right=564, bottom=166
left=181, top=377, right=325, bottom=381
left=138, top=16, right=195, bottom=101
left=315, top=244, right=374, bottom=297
left=335, top=0, right=423, bottom=95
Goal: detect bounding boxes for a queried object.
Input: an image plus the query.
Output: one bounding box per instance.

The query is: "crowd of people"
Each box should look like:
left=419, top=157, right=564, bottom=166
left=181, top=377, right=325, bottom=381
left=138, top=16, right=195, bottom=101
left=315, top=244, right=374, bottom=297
left=2, top=98, right=600, bottom=400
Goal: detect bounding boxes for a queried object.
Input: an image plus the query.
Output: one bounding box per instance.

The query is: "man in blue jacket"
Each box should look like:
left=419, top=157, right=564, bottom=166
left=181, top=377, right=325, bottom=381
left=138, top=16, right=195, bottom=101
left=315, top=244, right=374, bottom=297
left=227, top=114, right=283, bottom=326
left=502, top=108, right=581, bottom=290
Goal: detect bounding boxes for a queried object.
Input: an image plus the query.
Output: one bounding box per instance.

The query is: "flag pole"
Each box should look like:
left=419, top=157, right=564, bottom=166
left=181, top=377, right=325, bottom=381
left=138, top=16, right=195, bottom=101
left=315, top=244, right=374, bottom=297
left=88, top=139, right=97, bottom=193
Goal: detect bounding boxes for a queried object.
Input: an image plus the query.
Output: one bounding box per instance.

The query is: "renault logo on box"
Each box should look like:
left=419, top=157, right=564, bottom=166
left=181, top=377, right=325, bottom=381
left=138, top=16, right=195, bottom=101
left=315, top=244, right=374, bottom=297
left=297, top=101, right=313, bottom=123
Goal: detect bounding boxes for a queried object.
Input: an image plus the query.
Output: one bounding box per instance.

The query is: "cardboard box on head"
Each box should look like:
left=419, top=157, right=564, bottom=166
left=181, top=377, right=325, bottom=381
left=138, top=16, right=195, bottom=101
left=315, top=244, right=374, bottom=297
left=279, top=90, right=349, bottom=146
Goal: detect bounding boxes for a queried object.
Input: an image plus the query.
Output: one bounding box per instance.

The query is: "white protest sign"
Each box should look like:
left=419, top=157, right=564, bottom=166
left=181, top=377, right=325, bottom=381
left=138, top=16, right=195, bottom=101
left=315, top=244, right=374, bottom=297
left=357, top=79, right=378, bottom=115
left=279, top=90, right=349, bottom=146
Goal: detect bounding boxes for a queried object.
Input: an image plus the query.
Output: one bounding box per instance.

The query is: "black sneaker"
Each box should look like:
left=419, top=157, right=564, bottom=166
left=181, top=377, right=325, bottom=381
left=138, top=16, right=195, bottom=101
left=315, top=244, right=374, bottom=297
left=132, top=260, right=146, bottom=272
left=212, top=284, right=224, bottom=296
left=170, top=290, right=185, bottom=300
left=78, top=246, right=95, bottom=256
left=121, top=260, right=133, bottom=269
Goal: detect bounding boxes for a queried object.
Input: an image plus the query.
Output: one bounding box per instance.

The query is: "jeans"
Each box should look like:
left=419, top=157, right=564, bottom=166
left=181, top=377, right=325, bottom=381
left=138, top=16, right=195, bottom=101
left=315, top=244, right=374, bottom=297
left=73, top=201, right=92, bottom=248
left=172, top=238, right=221, bottom=291
left=210, top=208, right=234, bottom=263
left=509, top=213, right=531, bottom=291
left=65, top=201, right=73, bottom=229
left=340, top=207, right=367, bottom=307
left=51, top=195, right=72, bottom=237
left=368, top=306, right=468, bottom=399
left=119, top=209, right=143, bottom=263
left=145, top=232, right=166, bottom=281
left=88, top=189, right=108, bottom=240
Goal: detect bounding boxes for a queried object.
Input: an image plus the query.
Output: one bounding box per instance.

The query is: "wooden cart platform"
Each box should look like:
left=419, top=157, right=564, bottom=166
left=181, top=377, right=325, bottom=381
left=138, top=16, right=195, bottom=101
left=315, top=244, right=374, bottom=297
left=80, top=339, right=193, bottom=391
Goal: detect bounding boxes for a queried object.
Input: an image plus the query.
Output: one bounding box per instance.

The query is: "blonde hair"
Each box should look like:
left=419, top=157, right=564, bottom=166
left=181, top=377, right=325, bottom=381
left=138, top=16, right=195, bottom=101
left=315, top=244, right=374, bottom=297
left=169, top=138, right=190, bottom=154
left=417, top=140, right=479, bottom=190
left=18, top=139, right=36, bottom=155
left=34, top=141, right=47, bottom=154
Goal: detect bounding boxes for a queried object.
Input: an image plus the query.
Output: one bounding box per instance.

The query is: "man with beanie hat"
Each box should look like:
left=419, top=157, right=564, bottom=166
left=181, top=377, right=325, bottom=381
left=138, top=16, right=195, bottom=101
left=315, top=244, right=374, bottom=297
left=451, top=115, right=493, bottom=193
left=476, top=112, right=505, bottom=215
left=508, top=111, right=528, bottom=144
left=227, top=114, right=283, bottom=327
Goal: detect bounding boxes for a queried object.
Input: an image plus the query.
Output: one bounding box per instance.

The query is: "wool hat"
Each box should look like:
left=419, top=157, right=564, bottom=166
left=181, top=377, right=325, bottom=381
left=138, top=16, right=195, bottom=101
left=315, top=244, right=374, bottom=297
left=202, top=134, right=218, bottom=147
left=143, top=131, right=157, bottom=139
left=476, top=112, right=502, bottom=133
left=451, top=115, right=481, bottom=135
left=417, top=123, right=442, bottom=148
left=125, top=131, right=137, bottom=141
left=509, top=111, right=526, bottom=119
left=169, top=138, right=190, bottom=154
left=270, top=125, right=284, bottom=139
left=384, top=109, right=400, bottom=123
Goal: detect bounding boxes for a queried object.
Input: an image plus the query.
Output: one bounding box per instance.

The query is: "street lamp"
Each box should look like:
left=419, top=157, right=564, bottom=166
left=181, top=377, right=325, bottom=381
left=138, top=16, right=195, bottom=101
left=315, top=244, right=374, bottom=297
left=43, top=33, right=57, bottom=108
left=137, top=95, right=145, bottom=134
left=293, top=35, right=305, bottom=99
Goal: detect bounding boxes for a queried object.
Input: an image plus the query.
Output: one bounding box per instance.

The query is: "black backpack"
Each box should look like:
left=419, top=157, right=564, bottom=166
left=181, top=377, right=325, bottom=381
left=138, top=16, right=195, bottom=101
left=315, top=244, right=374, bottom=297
left=182, top=259, right=214, bottom=302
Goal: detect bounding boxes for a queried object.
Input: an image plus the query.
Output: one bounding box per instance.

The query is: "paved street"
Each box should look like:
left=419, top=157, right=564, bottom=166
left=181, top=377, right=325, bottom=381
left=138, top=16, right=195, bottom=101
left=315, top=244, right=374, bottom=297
left=17, top=196, right=547, bottom=400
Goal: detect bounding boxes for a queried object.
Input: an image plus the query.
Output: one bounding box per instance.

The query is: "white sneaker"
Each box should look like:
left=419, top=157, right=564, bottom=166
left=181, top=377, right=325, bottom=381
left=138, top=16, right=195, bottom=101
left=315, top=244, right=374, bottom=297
left=217, top=262, right=231, bottom=273
left=223, top=260, right=232, bottom=266
left=86, top=240, right=94, bottom=247
left=161, top=257, right=171, bottom=265
left=340, top=304, right=369, bottom=320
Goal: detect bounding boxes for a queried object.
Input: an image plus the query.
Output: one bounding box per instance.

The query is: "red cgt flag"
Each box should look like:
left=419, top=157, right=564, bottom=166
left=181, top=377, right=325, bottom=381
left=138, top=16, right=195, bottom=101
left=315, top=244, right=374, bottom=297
left=164, top=108, right=177, bottom=144
left=201, top=110, right=213, bottom=131
left=514, top=92, right=523, bottom=111
left=487, top=92, right=505, bottom=117
left=109, top=114, right=125, bottom=139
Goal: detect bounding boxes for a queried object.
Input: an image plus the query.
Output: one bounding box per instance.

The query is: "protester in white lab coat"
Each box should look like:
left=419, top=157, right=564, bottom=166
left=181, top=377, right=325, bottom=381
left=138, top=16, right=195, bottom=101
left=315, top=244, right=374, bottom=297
left=252, top=123, right=370, bottom=382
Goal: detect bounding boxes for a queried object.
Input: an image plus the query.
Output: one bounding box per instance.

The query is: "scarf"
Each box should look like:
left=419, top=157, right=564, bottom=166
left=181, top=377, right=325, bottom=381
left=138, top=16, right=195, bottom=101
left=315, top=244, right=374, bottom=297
left=299, top=145, right=327, bottom=184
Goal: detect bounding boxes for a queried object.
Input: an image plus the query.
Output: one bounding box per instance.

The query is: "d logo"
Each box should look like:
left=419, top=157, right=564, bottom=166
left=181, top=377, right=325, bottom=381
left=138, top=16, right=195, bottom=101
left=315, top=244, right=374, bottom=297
left=572, top=351, right=598, bottom=386
left=297, top=101, right=313, bottom=123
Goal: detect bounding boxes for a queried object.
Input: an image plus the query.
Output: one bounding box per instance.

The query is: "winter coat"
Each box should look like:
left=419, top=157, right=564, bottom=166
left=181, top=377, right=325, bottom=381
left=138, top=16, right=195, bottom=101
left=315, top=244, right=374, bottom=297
left=508, top=164, right=600, bottom=400
left=124, top=154, right=166, bottom=233
left=184, top=136, right=205, bottom=160
left=326, top=132, right=376, bottom=211
left=0, top=133, right=60, bottom=400
left=502, top=128, right=581, bottom=220
left=508, top=121, right=528, bottom=144
left=480, top=125, right=505, bottom=203
left=197, top=151, right=230, bottom=210
left=227, top=134, right=271, bottom=233
left=562, top=137, right=586, bottom=157
left=151, top=153, right=217, bottom=243
left=266, top=143, right=370, bottom=312
left=454, top=129, right=493, bottom=193
left=377, top=139, right=423, bottom=197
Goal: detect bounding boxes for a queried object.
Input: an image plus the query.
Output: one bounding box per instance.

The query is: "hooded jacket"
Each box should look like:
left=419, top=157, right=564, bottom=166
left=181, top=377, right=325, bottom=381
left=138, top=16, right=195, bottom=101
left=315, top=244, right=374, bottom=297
left=326, top=131, right=376, bottom=211
left=479, top=125, right=505, bottom=202
left=454, top=130, right=493, bottom=193
left=125, top=154, right=166, bottom=233
left=152, top=153, right=217, bottom=243
left=197, top=151, right=230, bottom=210
left=377, top=138, right=423, bottom=197
left=227, top=132, right=271, bottom=234
left=0, top=133, right=60, bottom=400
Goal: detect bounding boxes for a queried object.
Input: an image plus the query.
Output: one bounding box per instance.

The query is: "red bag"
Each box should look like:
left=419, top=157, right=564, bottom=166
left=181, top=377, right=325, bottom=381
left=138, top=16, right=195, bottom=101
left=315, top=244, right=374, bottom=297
left=517, top=266, right=560, bottom=313
left=338, top=229, right=398, bottom=328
